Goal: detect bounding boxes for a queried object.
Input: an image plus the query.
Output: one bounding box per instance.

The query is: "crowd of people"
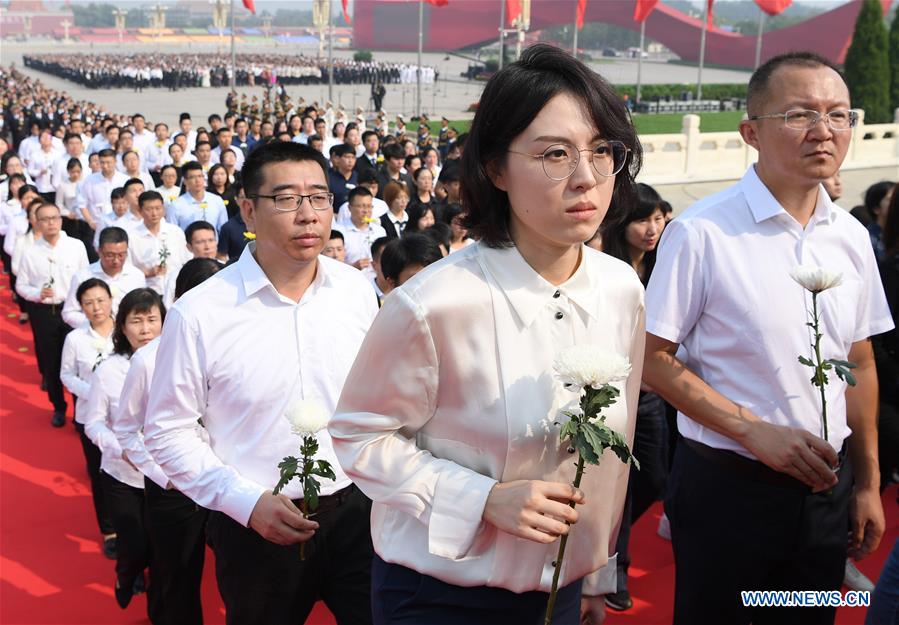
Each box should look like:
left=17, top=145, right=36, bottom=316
left=23, top=53, right=438, bottom=91
left=1, top=44, right=898, bottom=625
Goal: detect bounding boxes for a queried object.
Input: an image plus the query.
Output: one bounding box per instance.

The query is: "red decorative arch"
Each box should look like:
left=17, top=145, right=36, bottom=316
left=352, top=0, right=891, bottom=69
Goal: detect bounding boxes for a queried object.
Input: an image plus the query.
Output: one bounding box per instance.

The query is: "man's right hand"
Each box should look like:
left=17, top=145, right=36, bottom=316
left=740, top=421, right=838, bottom=492
left=248, top=491, right=319, bottom=545
left=482, top=480, right=583, bottom=544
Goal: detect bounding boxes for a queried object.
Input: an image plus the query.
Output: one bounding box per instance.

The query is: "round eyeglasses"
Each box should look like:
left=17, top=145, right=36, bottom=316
left=748, top=109, right=858, bottom=132
left=508, top=141, right=630, bottom=181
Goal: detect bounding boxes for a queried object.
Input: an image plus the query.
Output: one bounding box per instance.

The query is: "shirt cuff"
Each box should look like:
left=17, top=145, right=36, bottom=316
left=581, top=553, right=618, bottom=596
left=428, top=465, right=496, bottom=560
left=220, top=480, right=268, bottom=528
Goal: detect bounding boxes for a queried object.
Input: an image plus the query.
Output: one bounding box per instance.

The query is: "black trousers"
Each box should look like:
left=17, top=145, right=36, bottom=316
left=100, top=471, right=159, bottom=615
left=614, top=391, right=670, bottom=592
left=371, top=556, right=582, bottom=625
left=29, top=303, right=70, bottom=412
left=205, top=484, right=374, bottom=625
left=74, top=420, right=115, bottom=536
left=144, top=478, right=207, bottom=625
left=666, top=439, right=852, bottom=625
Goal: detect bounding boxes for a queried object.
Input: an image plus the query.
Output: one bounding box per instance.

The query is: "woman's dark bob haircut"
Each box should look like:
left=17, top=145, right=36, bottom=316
left=113, top=288, right=166, bottom=357
left=460, top=43, right=642, bottom=247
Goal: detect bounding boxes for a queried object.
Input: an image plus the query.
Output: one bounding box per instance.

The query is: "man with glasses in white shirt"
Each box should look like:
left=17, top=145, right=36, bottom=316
left=644, top=51, right=893, bottom=625
left=16, top=202, right=89, bottom=426
left=144, top=142, right=378, bottom=625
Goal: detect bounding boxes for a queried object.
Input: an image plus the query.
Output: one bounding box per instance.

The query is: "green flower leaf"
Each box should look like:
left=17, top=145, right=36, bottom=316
left=798, top=355, right=815, bottom=367
left=273, top=456, right=300, bottom=495
left=312, top=459, right=337, bottom=481
left=573, top=432, right=600, bottom=465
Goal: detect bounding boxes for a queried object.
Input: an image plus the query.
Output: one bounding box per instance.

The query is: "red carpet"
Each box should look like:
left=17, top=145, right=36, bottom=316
left=0, top=277, right=896, bottom=624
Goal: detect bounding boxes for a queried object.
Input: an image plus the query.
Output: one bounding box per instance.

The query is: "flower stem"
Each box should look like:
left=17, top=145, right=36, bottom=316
left=299, top=442, right=310, bottom=562
left=812, top=293, right=828, bottom=442
left=299, top=495, right=308, bottom=561
left=544, top=453, right=586, bottom=625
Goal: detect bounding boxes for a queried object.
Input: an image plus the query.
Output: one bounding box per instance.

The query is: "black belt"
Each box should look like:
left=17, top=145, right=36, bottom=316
left=32, top=302, right=63, bottom=315
left=682, top=438, right=844, bottom=494
left=292, top=484, right=355, bottom=516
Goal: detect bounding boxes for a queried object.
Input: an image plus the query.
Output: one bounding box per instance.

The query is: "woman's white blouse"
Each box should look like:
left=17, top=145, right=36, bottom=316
left=331, top=242, right=645, bottom=596
left=83, top=354, right=145, bottom=489
left=60, top=325, right=114, bottom=422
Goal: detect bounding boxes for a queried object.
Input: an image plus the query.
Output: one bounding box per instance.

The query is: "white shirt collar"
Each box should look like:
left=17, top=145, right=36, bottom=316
left=478, top=243, right=597, bottom=328
left=235, top=242, right=333, bottom=302
left=741, top=165, right=835, bottom=226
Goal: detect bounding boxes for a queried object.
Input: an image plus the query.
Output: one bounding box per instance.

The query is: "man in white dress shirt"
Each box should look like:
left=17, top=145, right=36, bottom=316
left=334, top=187, right=386, bottom=279
left=144, top=142, right=378, bottom=625
left=27, top=129, right=63, bottom=202
left=144, top=123, right=172, bottom=183
left=62, top=226, right=146, bottom=328
left=51, top=133, right=89, bottom=191
left=644, top=52, right=893, bottom=625
left=167, top=161, right=227, bottom=233
left=15, top=202, right=89, bottom=426
left=78, top=149, right=129, bottom=238
left=130, top=113, right=155, bottom=157
left=129, top=190, right=188, bottom=296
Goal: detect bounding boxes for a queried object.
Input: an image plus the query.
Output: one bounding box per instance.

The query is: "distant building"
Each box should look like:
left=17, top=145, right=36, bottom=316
left=1, top=0, right=73, bottom=37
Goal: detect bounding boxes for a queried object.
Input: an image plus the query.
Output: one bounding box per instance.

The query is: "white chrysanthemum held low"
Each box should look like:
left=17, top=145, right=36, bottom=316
left=790, top=265, right=843, bottom=294
left=91, top=338, right=108, bottom=351
left=553, top=345, right=631, bottom=390
left=284, top=400, right=330, bottom=436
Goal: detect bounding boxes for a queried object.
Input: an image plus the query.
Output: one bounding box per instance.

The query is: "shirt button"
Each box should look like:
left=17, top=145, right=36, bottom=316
left=553, top=290, right=561, bottom=299
left=555, top=311, right=564, bottom=320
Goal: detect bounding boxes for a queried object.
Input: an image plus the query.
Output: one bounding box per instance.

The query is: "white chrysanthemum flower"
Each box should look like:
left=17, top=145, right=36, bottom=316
left=790, top=265, right=843, bottom=294
left=553, top=345, right=631, bottom=390
left=109, top=284, right=121, bottom=298
left=91, top=338, right=107, bottom=351
left=284, top=400, right=330, bottom=436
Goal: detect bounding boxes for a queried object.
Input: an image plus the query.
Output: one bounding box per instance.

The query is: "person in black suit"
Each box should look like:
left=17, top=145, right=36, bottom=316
left=375, top=144, right=413, bottom=200
left=354, top=130, right=381, bottom=177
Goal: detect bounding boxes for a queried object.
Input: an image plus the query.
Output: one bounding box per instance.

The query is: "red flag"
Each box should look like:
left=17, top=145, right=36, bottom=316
left=341, top=0, right=351, bottom=23
left=425, top=0, right=449, bottom=5
left=242, top=0, right=255, bottom=14
left=754, top=0, right=791, bottom=16
left=633, top=0, right=658, bottom=23
left=576, top=0, right=587, bottom=29
left=506, top=0, right=520, bottom=26
left=706, top=0, right=714, bottom=27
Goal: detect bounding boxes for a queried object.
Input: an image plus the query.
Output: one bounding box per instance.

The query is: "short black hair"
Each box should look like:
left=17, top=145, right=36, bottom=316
left=864, top=181, right=895, bottom=212
left=242, top=141, right=329, bottom=197
left=329, top=229, right=344, bottom=242
left=98, top=226, right=129, bottom=247
left=747, top=51, right=845, bottom=116
left=438, top=162, right=460, bottom=184
left=600, top=182, right=667, bottom=286
left=182, top=161, right=204, bottom=176
left=358, top=168, right=379, bottom=185
left=185, top=220, right=216, bottom=244
left=18, top=183, right=39, bottom=200
left=113, top=288, right=165, bottom=356
left=330, top=144, right=355, bottom=158
left=138, top=190, right=164, bottom=208
left=97, top=148, right=116, bottom=159
left=371, top=235, right=389, bottom=260
left=76, top=277, right=111, bottom=303
left=362, top=130, right=379, bottom=143
left=66, top=157, right=83, bottom=171
left=216, top=126, right=232, bottom=136
left=64, top=133, right=82, bottom=143
left=460, top=43, right=641, bottom=247
left=110, top=187, right=127, bottom=201
left=347, top=186, right=373, bottom=204
left=423, top=222, right=452, bottom=251
left=405, top=203, right=434, bottom=233
left=440, top=202, right=465, bottom=226
left=382, top=144, right=405, bottom=161
left=174, top=257, right=221, bottom=299
left=381, top=233, right=443, bottom=282
left=124, top=178, right=145, bottom=192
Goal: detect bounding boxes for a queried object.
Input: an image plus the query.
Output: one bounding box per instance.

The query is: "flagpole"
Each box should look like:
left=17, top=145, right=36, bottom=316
left=696, top=0, right=708, bottom=101
left=754, top=9, right=765, bottom=69
left=229, top=0, right=236, bottom=89
left=417, top=0, right=423, bottom=118
left=498, top=0, right=505, bottom=70
left=328, top=0, right=333, bottom=103
left=636, top=19, right=645, bottom=102
left=571, top=0, right=578, bottom=58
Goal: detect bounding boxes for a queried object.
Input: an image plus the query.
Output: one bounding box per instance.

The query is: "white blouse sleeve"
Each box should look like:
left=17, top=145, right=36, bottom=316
left=330, top=288, right=497, bottom=561
left=60, top=333, right=91, bottom=399
left=83, top=365, right=124, bottom=457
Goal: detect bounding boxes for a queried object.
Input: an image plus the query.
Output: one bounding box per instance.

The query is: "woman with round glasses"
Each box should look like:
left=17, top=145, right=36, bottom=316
left=331, top=43, right=644, bottom=624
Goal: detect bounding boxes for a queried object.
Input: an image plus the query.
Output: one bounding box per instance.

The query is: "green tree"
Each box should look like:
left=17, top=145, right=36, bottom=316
left=890, top=7, right=899, bottom=116
left=844, top=0, right=890, bottom=123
